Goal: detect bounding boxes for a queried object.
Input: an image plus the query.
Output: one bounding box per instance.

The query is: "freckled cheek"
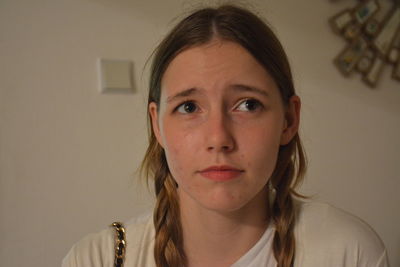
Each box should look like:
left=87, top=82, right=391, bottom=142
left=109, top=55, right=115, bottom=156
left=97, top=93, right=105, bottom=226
left=255, top=145, right=279, bottom=171
left=162, top=125, right=200, bottom=179
left=238, top=126, right=281, bottom=172
left=163, top=127, right=196, bottom=154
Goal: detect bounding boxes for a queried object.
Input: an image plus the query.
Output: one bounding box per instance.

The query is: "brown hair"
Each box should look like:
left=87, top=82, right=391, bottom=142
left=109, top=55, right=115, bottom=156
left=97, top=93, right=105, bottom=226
left=140, top=4, right=306, bottom=267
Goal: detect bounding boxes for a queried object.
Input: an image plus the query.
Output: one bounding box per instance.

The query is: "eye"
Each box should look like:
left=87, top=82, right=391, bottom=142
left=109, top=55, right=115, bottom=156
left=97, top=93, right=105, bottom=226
left=176, top=101, right=198, bottom=114
left=235, top=99, right=263, bottom=112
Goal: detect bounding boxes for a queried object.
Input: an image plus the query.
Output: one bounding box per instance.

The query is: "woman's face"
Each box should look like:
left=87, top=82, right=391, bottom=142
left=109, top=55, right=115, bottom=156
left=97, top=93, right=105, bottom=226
left=150, top=40, right=299, bottom=213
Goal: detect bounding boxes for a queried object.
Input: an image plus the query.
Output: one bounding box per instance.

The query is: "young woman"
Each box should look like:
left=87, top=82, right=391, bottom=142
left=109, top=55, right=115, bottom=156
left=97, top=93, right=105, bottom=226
left=63, top=5, right=389, bottom=267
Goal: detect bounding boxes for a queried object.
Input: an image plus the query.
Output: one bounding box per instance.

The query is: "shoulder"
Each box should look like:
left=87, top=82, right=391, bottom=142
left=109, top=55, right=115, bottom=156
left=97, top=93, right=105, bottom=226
left=61, top=226, right=114, bottom=267
left=294, top=200, right=389, bottom=267
left=295, top=200, right=383, bottom=244
left=124, top=212, right=156, bottom=266
left=62, top=212, right=155, bottom=267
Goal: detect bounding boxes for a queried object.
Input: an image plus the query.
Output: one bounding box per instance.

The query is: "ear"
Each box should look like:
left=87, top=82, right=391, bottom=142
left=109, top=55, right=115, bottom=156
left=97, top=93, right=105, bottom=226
left=280, top=95, right=301, bottom=145
left=149, top=102, right=164, bottom=148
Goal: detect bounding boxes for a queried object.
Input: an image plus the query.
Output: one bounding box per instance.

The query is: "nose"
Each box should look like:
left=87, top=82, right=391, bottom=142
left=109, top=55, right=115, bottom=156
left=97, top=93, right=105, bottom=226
left=204, top=111, right=236, bottom=153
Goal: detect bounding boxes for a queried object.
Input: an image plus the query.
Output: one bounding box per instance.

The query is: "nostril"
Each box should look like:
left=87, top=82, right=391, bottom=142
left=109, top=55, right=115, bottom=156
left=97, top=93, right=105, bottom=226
left=207, top=145, right=228, bottom=151
left=218, top=144, right=234, bottom=152
left=221, top=145, right=231, bottom=151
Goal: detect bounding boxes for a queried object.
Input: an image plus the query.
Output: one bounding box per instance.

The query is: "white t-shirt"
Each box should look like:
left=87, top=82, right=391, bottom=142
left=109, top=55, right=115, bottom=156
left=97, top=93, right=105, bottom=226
left=62, top=201, right=390, bottom=267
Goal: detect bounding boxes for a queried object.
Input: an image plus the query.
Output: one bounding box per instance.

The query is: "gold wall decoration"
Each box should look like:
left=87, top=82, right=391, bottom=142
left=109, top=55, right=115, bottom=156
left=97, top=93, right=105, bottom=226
left=330, top=0, right=400, bottom=87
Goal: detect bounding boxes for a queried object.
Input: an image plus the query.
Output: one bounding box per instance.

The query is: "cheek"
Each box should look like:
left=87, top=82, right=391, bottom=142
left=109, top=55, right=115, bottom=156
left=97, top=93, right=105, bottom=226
left=163, top=124, right=196, bottom=154
left=161, top=121, right=199, bottom=180
left=239, top=122, right=282, bottom=172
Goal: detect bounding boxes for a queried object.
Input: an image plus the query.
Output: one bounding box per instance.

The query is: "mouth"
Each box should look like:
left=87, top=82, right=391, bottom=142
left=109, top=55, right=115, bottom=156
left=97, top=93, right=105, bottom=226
left=198, top=165, right=244, bottom=181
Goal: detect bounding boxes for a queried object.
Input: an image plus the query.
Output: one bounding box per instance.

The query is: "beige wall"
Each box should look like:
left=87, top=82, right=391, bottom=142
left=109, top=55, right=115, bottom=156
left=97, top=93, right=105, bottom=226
left=0, top=0, right=399, bottom=266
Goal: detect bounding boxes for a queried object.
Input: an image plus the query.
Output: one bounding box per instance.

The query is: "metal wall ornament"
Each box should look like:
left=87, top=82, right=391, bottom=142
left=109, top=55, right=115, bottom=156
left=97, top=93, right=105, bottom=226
left=330, top=0, right=400, bottom=88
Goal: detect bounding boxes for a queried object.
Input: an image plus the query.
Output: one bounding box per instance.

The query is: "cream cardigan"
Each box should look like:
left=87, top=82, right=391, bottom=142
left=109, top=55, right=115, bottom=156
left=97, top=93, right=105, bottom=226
left=62, top=201, right=389, bottom=267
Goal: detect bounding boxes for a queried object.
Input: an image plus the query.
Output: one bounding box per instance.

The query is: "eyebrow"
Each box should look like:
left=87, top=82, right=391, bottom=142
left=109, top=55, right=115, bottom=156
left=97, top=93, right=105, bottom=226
left=165, top=84, right=269, bottom=103
left=230, top=84, right=269, bottom=98
left=166, top=87, right=201, bottom=103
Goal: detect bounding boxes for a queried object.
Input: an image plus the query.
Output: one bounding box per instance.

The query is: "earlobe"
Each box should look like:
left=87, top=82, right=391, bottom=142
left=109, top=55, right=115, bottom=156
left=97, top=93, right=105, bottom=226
left=280, top=95, right=301, bottom=145
left=149, top=102, right=164, bottom=148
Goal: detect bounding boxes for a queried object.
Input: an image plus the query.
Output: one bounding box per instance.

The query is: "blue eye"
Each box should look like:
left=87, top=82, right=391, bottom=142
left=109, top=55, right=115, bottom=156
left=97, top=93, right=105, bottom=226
left=176, top=101, right=198, bottom=114
left=236, top=99, right=262, bottom=112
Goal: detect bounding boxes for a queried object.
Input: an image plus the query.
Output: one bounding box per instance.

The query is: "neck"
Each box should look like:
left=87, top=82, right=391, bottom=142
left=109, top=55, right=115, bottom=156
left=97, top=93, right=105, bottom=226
left=179, top=188, right=270, bottom=267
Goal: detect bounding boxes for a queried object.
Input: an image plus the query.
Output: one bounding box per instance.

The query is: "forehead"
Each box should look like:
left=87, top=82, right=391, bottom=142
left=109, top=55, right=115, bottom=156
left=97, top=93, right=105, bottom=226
left=160, top=40, right=278, bottom=97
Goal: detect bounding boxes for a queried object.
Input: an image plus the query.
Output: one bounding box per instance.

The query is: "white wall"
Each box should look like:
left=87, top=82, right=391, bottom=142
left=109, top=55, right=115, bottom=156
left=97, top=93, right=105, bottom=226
left=0, top=0, right=398, bottom=266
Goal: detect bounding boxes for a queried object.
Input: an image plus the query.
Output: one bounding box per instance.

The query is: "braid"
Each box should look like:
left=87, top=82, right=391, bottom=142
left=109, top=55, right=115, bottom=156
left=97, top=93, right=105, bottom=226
left=152, top=150, right=187, bottom=267
left=271, top=175, right=296, bottom=267
left=270, top=135, right=306, bottom=267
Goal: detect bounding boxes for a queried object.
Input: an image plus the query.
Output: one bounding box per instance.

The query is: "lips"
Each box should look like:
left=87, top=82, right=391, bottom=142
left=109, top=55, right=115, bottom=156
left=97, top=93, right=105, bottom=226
left=198, top=165, right=244, bottom=181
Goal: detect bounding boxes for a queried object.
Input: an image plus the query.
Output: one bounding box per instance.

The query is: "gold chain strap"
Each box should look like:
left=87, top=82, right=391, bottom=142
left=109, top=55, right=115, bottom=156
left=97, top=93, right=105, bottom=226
left=110, top=222, right=126, bottom=267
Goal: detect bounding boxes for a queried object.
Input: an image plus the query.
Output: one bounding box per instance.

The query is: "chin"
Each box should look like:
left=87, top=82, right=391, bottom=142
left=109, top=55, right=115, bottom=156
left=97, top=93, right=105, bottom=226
left=197, top=185, right=269, bottom=215
left=178, top=184, right=267, bottom=214
left=198, top=195, right=252, bottom=214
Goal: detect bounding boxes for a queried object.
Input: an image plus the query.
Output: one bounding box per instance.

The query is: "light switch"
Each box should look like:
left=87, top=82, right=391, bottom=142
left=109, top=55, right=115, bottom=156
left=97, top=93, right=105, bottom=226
left=99, top=59, right=134, bottom=93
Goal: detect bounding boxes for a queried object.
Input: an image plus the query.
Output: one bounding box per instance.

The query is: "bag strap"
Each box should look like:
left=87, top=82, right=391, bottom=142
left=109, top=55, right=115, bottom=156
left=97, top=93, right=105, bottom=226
left=110, top=222, right=126, bottom=267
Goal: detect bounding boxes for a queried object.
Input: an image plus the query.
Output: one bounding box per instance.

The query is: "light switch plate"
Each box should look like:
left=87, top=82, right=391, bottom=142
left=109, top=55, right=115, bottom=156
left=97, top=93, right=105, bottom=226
left=99, top=58, right=134, bottom=93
